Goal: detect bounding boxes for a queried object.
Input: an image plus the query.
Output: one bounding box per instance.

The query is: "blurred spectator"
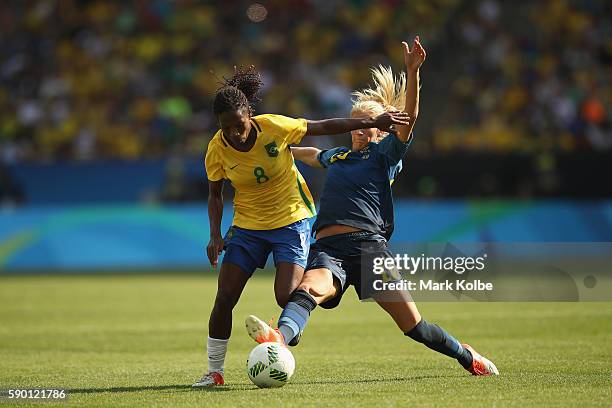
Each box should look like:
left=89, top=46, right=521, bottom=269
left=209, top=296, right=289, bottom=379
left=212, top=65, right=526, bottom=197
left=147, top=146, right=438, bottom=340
left=438, top=0, right=612, bottom=153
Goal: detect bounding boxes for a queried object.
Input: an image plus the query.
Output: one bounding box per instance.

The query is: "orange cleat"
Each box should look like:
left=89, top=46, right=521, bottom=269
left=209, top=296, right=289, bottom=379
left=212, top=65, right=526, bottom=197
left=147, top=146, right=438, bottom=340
left=245, top=315, right=285, bottom=344
left=462, top=344, right=499, bottom=376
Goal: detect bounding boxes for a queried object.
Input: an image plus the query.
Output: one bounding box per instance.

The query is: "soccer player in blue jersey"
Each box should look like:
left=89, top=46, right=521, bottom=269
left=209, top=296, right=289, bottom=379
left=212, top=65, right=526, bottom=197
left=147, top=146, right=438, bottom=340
left=245, top=37, right=499, bottom=376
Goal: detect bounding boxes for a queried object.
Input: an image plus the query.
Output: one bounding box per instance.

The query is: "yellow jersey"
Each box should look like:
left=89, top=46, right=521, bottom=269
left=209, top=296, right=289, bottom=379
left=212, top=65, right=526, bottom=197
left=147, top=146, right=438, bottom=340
left=205, top=114, right=316, bottom=230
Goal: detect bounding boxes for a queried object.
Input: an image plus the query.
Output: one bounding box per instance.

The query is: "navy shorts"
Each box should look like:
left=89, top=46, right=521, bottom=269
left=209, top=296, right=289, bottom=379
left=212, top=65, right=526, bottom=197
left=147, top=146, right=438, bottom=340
left=222, top=219, right=311, bottom=276
left=305, top=231, right=399, bottom=309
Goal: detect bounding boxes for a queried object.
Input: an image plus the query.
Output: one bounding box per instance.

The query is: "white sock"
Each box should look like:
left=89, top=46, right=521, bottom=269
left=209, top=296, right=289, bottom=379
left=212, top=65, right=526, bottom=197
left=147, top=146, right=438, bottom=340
left=207, top=336, right=229, bottom=374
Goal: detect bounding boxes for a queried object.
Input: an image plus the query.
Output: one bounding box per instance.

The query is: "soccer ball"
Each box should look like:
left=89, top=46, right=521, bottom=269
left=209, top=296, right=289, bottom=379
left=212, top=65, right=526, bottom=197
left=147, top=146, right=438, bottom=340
left=246, top=342, right=295, bottom=388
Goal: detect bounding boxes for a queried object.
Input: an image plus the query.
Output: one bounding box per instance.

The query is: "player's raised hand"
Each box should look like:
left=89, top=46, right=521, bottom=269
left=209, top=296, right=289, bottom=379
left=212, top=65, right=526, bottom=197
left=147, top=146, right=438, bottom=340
left=207, top=235, right=224, bottom=269
left=403, top=36, right=426, bottom=73
left=373, top=110, right=411, bottom=132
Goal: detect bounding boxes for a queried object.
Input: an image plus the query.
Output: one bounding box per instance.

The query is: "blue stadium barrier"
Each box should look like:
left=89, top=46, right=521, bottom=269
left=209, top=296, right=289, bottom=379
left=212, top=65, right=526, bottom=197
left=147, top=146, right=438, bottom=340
left=1, top=201, right=611, bottom=272
left=6, top=159, right=317, bottom=205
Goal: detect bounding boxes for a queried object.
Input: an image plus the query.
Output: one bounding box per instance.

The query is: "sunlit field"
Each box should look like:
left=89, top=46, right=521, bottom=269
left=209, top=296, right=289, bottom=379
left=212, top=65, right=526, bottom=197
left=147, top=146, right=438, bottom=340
left=1, top=273, right=611, bottom=407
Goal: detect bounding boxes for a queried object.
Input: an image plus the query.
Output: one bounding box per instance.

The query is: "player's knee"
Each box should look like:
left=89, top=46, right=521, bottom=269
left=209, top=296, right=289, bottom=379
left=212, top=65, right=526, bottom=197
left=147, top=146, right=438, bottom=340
left=297, top=282, right=313, bottom=296
left=214, top=289, right=239, bottom=310
left=298, top=282, right=329, bottom=298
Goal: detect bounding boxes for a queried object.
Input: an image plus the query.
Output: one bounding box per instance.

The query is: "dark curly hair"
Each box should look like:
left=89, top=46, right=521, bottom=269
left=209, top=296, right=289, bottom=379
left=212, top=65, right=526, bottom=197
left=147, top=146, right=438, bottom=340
left=213, top=65, right=264, bottom=117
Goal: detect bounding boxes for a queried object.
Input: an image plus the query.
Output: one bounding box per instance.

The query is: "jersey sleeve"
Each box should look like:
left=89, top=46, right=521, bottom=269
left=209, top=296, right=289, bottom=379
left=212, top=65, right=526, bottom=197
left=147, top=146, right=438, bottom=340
left=389, top=160, right=403, bottom=184
left=378, top=132, right=412, bottom=166
left=204, top=144, right=225, bottom=182
left=265, top=114, right=308, bottom=145
left=317, top=146, right=351, bottom=168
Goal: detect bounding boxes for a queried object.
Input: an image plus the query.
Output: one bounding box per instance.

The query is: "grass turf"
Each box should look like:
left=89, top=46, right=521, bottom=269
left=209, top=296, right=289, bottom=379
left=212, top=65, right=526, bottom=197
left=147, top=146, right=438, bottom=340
left=0, top=273, right=611, bottom=407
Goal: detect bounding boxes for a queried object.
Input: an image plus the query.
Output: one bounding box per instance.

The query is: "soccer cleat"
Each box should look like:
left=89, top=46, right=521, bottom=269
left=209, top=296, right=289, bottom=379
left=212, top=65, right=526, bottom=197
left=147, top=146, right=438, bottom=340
left=245, top=315, right=285, bottom=345
left=192, top=371, right=225, bottom=387
left=462, top=344, right=499, bottom=376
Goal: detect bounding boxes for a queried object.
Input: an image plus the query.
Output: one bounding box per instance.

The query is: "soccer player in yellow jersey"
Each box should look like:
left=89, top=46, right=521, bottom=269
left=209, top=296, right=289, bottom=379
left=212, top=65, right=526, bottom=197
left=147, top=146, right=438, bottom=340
left=193, top=66, right=410, bottom=387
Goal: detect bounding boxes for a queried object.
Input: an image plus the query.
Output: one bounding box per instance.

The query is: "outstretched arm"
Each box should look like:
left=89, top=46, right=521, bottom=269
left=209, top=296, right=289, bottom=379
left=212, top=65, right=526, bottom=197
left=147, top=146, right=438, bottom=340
left=292, top=146, right=351, bottom=168
left=290, top=147, right=323, bottom=168
left=396, top=36, right=426, bottom=142
left=305, top=111, right=410, bottom=136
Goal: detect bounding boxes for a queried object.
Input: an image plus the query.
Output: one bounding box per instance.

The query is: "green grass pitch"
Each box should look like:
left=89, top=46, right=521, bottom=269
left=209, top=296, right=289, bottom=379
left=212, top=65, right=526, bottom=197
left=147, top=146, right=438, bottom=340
left=1, top=273, right=611, bottom=407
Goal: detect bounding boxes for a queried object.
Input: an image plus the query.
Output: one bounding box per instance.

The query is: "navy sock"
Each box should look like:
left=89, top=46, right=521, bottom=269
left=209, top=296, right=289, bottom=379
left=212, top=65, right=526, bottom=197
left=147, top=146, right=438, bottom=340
left=405, top=319, right=473, bottom=369
left=278, top=290, right=317, bottom=345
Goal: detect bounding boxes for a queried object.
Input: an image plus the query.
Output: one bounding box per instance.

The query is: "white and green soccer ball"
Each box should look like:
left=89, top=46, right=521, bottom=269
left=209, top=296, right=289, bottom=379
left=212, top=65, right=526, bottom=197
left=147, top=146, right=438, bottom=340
left=246, top=342, right=295, bottom=388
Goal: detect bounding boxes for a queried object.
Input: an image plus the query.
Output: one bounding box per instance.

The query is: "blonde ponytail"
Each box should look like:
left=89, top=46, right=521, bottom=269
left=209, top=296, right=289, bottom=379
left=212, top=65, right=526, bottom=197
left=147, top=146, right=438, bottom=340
left=351, top=65, right=406, bottom=117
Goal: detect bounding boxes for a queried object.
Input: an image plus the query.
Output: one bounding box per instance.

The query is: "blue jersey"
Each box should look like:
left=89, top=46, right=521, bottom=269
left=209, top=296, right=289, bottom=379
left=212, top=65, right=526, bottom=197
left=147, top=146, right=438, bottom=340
left=312, top=133, right=411, bottom=240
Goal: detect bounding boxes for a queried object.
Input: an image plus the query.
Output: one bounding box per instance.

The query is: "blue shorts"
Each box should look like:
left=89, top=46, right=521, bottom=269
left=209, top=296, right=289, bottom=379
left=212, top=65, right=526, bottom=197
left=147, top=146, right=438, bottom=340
left=305, top=231, right=397, bottom=309
left=222, top=219, right=311, bottom=276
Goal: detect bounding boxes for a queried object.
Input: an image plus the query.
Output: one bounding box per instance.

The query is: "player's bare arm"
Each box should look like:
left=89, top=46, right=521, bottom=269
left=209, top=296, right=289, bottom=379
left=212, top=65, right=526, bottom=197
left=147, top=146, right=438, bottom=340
left=290, top=147, right=323, bottom=168
left=206, top=179, right=224, bottom=268
left=396, top=36, right=426, bottom=142
left=305, top=111, right=411, bottom=136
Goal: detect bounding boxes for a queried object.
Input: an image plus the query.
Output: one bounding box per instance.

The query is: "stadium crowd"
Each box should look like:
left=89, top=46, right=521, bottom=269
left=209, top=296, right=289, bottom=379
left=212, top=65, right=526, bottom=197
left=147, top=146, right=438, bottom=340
left=436, top=0, right=612, bottom=153
left=0, top=0, right=610, bottom=164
